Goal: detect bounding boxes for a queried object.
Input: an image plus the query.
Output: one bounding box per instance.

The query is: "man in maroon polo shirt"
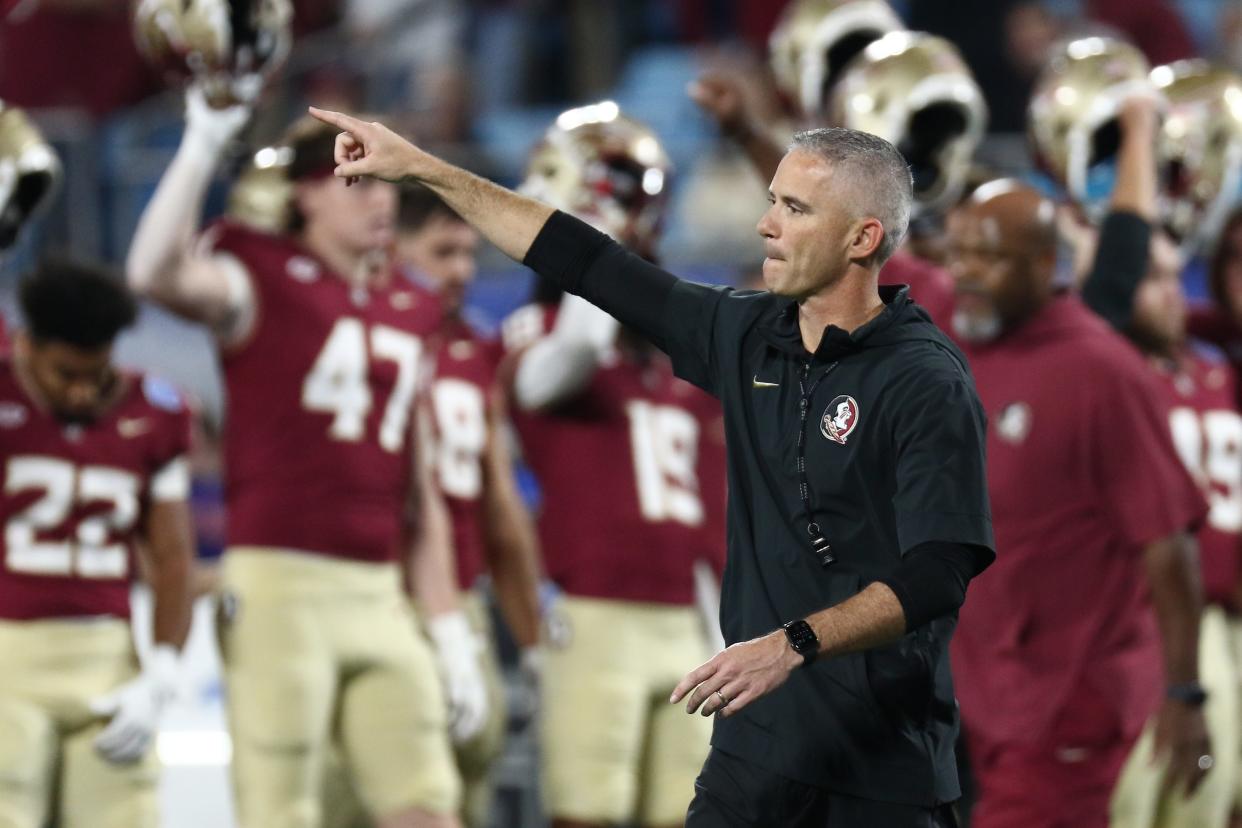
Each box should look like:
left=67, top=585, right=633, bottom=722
left=945, top=180, right=1212, bottom=828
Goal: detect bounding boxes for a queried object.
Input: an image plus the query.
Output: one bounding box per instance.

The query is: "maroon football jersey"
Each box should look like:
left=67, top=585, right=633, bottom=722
left=0, top=362, right=191, bottom=620
left=951, top=296, right=1207, bottom=749
left=880, top=250, right=955, bottom=327
left=502, top=303, right=723, bottom=605
left=1153, top=344, right=1242, bottom=610
left=1187, top=304, right=1242, bottom=409
left=427, top=311, right=504, bottom=589
left=206, top=220, right=442, bottom=563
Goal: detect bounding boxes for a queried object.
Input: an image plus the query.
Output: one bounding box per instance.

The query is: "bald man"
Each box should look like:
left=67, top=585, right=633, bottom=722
left=944, top=182, right=1212, bottom=828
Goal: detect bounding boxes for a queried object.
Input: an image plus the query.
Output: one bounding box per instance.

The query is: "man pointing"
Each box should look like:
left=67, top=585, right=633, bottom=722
left=308, top=106, right=995, bottom=828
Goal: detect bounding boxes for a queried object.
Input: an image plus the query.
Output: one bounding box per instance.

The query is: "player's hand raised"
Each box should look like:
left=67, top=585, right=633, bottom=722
left=185, top=82, right=252, bottom=156
left=687, top=72, right=753, bottom=139
left=307, top=106, right=426, bottom=187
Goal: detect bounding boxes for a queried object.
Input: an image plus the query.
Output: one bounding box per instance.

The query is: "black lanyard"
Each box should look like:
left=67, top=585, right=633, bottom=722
left=798, top=360, right=838, bottom=567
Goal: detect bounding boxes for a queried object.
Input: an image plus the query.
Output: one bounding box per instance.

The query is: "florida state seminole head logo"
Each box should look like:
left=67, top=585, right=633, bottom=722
left=821, top=395, right=860, bottom=444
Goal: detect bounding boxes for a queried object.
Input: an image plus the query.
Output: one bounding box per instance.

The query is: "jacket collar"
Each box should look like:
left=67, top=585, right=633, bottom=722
left=758, top=284, right=913, bottom=360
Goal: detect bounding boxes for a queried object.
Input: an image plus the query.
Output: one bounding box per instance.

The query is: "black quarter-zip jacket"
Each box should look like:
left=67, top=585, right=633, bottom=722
left=526, top=211, right=994, bottom=807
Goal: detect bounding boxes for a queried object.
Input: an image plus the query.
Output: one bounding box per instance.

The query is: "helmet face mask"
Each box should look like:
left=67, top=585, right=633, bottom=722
left=828, top=32, right=988, bottom=216
left=1028, top=36, right=1152, bottom=218
left=1152, top=60, right=1242, bottom=254
left=521, top=102, right=672, bottom=258
left=0, top=103, right=61, bottom=251
left=769, top=0, right=903, bottom=119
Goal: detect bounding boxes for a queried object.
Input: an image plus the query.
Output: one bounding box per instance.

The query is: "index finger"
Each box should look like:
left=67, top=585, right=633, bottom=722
left=670, top=660, right=718, bottom=704
left=308, top=106, right=365, bottom=133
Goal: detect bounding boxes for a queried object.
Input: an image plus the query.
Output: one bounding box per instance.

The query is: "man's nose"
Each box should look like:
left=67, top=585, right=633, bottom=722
left=757, top=207, right=777, bottom=239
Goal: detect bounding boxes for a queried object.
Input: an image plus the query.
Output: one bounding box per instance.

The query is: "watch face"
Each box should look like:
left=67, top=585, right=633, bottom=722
left=784, top=620, right=818, bottom=654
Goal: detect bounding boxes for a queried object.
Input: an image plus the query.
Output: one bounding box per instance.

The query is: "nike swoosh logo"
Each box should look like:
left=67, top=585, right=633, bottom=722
left=752, top=376, right=780, bottom=389
left=117, top=418, right=151, bottom=438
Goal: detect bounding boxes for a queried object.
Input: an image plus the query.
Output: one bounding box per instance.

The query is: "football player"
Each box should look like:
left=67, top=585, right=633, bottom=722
left=0, top=259, right=193, bottom=828
left=502, top=102, right=726, bottom=828
left=1040, top=70, right=1242, bottom=827
left=394, top=183, right=543, bottom=826
left=125, top=83, right=482, bottom=827
left=1110, top=231, right=1242, bottom=828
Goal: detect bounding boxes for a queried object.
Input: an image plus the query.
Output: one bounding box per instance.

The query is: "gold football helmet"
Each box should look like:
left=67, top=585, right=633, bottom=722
left=226, top=115, right=340, bottom=233
left=520, top=102, right=672, bottom=258
left=227, top=144, right=294, bottom=233
left=0, top=102, right=61, bottom=251
left=133, top=0, right=292, bottom=103
left=828, top=31, right=987, bottom=216
left=1151, top=60, right=1242, bottom=253
left=769, top=0, right=903, bottom=119
left=1028, top=37, right=1152, bottom=211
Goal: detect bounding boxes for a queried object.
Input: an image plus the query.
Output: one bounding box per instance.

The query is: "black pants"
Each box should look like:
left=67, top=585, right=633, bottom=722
left=686, top=748, right=959, bottom=828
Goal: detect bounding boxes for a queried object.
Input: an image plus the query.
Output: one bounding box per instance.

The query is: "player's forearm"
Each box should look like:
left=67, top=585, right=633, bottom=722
left=512, top=295, right=618, bottom=410
left=412, top=152, right=555, bottom=263
left=410, top=485, right=463, bottom=617
left=1111, top=111, right=1159, bottom=222
left=1081, top=211, right=1151, bottom=329
left=805, top=582, right=907, bottom=659
left=481, top=405, right=542, bottom=646
left=1145, top=532, right=1204, bottom=685
left=482, top=490, right=542, bottom=649
left=145, top=503, right=195, bottom=648
left=126, top=129, right=220, bottom=304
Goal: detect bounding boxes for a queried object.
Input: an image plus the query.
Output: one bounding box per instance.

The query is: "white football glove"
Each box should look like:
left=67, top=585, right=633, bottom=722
left=184, top=82, right=253, bottom=158
left=427, top=612, right=488, bottom=744
left=88, top=644, right=179, bottom=764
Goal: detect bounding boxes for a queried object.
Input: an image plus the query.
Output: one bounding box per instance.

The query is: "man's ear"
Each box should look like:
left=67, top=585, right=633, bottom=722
left=851, top=217, right=885, bottom=262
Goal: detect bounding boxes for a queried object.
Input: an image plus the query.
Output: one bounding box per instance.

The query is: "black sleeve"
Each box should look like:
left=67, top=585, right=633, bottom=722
left=523, top=210, right=728, bottom=392
left=1080, top=210, right=1152, bottom=331
left=878, top=541, right=994, bottom=630
left=890, top=361, right=994, bottom=555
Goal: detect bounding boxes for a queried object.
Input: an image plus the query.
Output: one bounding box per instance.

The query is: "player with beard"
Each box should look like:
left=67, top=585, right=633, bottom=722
left=125, top=87, right=483, bottom=828
left=945, top=181, right=1212, bottom=828
left=498, top=103, right=727, bottom=828
left=1107, top=232, right=1242, bottom=828
left=0, top=260, right=193, bottom=828
left=1026, top=84, right=1241, bottom=827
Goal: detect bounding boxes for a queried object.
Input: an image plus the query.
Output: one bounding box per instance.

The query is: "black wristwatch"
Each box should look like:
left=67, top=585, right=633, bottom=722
left=1167, top=682, right=1209, bottom=707
left=782, top=619, right=819, bottom=666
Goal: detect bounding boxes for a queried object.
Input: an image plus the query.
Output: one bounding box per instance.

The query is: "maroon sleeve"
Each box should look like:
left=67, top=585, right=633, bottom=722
left=1186, top=305, right=1234, bottom=348
left=1090, top=351, right=1208, bottom=547
left=141, top=376, right=193, bottom=471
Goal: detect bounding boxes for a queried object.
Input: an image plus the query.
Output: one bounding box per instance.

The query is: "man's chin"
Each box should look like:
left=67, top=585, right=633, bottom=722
left=951, top=309, right=1002, bottom=343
